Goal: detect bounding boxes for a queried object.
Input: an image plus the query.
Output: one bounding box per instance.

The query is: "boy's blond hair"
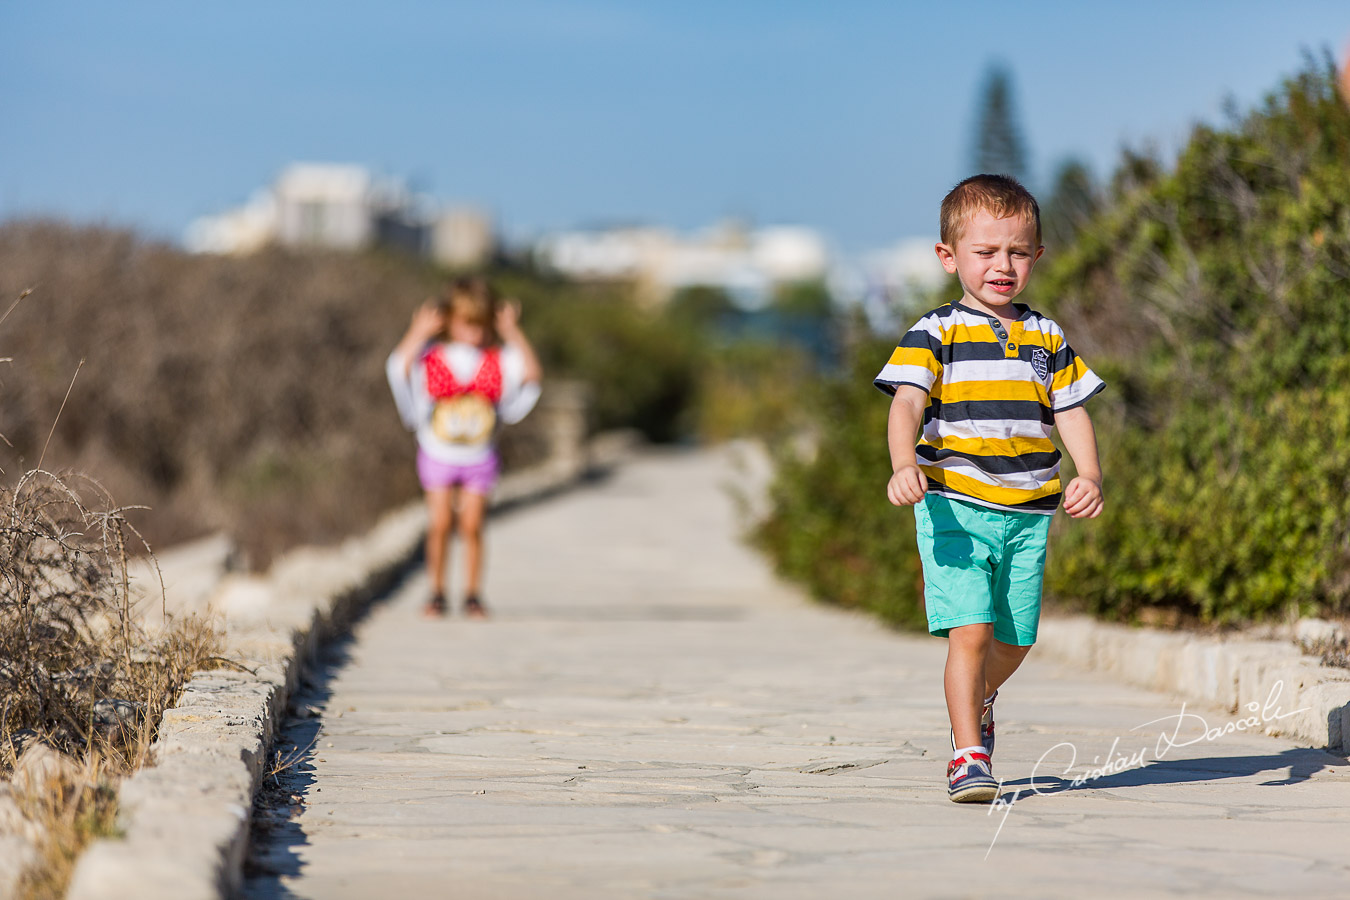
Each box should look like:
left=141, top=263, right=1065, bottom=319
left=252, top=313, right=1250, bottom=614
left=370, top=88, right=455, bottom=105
left=940, top=174, right=1042, bottom=246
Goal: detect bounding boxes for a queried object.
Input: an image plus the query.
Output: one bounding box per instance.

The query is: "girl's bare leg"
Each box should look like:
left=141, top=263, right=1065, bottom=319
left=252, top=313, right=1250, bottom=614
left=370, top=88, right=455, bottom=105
left=425, top=488, right=455, bottom=599
left=458, top=490, right=489, bottom=605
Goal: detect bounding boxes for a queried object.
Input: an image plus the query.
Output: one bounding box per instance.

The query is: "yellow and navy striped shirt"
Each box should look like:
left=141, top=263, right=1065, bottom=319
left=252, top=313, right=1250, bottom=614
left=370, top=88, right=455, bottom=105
left=874, top=301, right=1105, bottom=515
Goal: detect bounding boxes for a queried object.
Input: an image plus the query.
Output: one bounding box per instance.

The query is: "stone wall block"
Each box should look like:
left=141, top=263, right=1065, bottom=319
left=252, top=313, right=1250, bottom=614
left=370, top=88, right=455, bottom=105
left=1039, top=615, right=1350, bottom=753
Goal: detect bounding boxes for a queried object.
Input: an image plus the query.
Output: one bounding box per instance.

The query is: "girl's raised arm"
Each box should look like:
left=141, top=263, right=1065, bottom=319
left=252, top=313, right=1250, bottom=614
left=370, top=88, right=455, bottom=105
left=394, top=301, right=446, bottom=379
left=496, top=300, right=542, bottom=385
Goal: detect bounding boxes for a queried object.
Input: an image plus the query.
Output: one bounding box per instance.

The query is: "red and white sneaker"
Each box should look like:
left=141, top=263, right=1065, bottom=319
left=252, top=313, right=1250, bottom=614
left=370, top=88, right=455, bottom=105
left=947, top=750, right=998, bottom=803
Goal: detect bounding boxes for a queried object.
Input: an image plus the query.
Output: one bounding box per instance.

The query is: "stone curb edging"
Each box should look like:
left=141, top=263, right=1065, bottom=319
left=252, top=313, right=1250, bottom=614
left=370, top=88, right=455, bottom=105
left=64, top=440, right=636, bottom=900
left=1037, top=615, right=1350, bottom=754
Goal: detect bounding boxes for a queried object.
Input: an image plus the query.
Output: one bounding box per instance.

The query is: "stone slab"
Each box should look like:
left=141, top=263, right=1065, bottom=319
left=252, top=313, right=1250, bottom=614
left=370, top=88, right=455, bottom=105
left=241, top=448, right=1350, bottom=899
left=65, top=450, right=605, bottom=900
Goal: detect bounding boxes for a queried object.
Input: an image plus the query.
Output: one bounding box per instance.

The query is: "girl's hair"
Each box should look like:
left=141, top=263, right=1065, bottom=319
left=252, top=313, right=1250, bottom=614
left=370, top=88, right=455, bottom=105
left=439, top=275, right=498, bottom=345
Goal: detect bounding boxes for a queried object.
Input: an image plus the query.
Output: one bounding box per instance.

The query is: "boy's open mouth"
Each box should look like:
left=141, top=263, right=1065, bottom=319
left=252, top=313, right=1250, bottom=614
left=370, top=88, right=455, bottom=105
left=988, top=279, right=1015, bottom=293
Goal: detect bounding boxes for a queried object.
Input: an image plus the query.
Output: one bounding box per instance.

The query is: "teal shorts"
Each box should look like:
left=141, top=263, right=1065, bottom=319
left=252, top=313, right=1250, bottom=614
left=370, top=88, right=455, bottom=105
left=914, top=494, right=1053, bottom=646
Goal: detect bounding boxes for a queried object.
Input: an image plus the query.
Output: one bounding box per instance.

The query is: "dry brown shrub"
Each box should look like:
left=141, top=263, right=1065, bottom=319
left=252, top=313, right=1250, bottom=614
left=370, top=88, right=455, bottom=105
left=0, top=221, right=431, bottom=566
left=0, top=464, right=221, bottom=772
left=0, top=284, right=224, bottom=895
left=0, top=220, right=559, bottom=568
left=0, top=463, right=220, bottom=897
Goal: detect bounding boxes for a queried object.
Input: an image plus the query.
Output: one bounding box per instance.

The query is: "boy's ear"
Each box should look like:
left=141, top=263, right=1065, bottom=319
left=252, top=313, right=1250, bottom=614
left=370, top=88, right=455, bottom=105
left=934, top=242, right=958, bottom=274
left=1035, top=245, right=1045, bottom=263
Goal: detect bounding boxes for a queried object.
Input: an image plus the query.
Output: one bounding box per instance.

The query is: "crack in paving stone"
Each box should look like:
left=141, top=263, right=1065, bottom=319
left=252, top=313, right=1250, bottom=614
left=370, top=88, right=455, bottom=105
left=792, top=759, right=888, bottom=775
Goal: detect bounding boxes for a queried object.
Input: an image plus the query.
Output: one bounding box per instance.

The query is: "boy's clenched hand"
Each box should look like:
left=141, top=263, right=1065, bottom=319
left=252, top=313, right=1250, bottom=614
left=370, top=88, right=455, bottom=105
left=887, top=465, right=927, bottom=507
left=1062, top=476, right=1103, bottom=518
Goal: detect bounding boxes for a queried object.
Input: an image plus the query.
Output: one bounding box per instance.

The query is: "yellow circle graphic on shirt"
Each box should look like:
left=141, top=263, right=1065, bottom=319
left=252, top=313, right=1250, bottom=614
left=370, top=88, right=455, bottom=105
left=431, top=394, right=497, bottom=445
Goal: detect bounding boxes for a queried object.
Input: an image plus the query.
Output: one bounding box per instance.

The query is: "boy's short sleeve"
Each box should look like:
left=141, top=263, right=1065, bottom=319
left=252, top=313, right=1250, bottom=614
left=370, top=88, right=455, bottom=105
left=1048, top=339, right=1105, bottom=412
left=873, top=319, right=942, bottom=397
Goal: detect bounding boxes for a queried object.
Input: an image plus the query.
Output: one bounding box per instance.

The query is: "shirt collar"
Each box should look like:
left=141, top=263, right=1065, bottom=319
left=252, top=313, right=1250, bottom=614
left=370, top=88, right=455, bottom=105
left=950, top=300, right=1030, bottom=321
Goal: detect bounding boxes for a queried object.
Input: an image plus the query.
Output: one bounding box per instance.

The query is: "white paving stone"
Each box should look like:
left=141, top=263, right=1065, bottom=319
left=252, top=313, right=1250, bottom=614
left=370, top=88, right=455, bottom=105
left=243, top=447, right=1350, bottom=899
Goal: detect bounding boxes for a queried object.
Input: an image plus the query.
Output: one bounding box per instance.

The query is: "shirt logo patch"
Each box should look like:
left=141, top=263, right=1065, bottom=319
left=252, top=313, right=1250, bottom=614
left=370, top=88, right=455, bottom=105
left=1031, top=347, right=1050, bottom=381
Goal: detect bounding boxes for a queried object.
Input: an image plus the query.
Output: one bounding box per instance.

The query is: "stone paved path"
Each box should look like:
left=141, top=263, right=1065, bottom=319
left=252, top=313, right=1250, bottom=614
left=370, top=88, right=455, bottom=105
left=245, top=448, right=1350, bottom=899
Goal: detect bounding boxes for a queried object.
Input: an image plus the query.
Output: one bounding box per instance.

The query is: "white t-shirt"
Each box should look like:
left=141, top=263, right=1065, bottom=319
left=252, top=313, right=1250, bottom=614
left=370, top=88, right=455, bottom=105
left=386, top=341, right=541, bottom=465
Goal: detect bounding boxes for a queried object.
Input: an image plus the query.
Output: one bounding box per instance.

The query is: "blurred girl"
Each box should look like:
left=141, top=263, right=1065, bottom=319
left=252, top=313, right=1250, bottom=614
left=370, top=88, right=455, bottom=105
left=387, top=276, right=542, bottom=617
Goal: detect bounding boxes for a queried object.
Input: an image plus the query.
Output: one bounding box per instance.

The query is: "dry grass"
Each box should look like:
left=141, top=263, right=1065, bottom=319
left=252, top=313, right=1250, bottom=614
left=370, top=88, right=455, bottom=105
left=1, top=287, right=223, bottom=896
left=0, top=462, right=222, bottom=896
left=0, top=466, right=221, bottom=773
left=12, top=760, right=120, bottom=900
left=0, top=220, right=565, bottom=569
left=0, top=221, right=436, bottom=566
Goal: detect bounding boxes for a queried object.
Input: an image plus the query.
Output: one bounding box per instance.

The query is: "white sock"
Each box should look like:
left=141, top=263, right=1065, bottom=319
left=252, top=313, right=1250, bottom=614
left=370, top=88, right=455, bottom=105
left=953, top=745, right=984, bottom=761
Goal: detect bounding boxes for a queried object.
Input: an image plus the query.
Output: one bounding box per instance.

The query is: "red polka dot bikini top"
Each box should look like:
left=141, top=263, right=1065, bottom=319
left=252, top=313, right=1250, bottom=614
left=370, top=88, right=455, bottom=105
left=422, top=345, right=503, bottom=404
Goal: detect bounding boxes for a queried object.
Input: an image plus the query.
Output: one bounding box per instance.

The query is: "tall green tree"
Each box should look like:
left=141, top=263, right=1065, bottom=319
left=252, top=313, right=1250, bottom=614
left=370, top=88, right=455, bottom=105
left=971, top=64, right=1030, bottom=184
left=1042, top=158, right=1100, bottom=249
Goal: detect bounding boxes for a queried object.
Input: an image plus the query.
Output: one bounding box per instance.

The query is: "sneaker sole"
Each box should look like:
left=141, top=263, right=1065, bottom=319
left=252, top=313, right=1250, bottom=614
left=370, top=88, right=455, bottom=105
left=949, top=780, right=999, bottom=803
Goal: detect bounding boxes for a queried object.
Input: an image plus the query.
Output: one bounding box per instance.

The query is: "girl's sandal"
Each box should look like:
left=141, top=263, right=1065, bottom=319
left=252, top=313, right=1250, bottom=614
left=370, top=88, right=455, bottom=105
left=423, top=593, right=447, bottom=618
left=464, top=595, right=488, bottom=619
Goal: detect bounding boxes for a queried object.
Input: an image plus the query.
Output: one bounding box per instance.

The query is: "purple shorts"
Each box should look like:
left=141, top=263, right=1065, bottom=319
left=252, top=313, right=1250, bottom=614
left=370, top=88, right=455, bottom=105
left=417, top=449, right=500, bottom=495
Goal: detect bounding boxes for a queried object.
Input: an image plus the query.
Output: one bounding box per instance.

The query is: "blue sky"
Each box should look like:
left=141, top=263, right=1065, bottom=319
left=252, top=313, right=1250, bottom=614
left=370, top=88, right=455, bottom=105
left=4, top=1, right=1349, bottom=251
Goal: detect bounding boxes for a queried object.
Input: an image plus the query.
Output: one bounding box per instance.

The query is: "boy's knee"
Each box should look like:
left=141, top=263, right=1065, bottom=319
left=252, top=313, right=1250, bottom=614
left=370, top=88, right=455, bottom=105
left=948, top=622, right=994, bottom=648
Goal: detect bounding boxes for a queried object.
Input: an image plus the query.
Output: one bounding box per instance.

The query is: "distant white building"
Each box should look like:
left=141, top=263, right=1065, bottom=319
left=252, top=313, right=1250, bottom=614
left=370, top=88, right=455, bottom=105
left=535, top=220, right=831, bottom=308
left=432, top=208, right=495, bottom=270
left=273, top=164, right=375, bottom=250
left=838, top=237, right=949, bottom=331
left=534, top=226, right=674, bottom=282
left=751, top=226, right=830, bottom=283
left=186, top=163, right=496, bottom=268
left=183, top=190, right=277, bottom=255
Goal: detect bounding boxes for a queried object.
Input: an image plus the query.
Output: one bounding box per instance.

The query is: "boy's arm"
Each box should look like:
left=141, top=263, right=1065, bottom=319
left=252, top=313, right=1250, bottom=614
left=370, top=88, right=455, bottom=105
left=1056, top=405, right=1104, bottom=519
left=886, top=385, right=929, bottom=506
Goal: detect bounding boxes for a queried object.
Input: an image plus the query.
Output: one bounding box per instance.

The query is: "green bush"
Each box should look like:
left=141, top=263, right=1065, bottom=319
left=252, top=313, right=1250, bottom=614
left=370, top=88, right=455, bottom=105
left=756, top=338, right=926, bottom=630
left=758, top=59, right=1350, bottom=627
left=1037, top=59, right=1350, bottom=623
left=1049, top=385, right=1350, bottom=623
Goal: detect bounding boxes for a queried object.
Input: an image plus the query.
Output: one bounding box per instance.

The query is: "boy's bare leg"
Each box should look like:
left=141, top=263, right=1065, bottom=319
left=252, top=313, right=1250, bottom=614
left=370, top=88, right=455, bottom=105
left=945, top=623, right=993, bottom=749
left=984, top=639, right=1033, bottom=698
left=458, top=491, right=489, bottom=599
left=425, top=488, right=455, bottom=598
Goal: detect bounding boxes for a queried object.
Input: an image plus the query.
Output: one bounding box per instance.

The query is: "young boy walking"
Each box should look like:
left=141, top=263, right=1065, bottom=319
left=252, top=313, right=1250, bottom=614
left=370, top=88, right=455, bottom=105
left=874, top=174, right=1105, bottom=803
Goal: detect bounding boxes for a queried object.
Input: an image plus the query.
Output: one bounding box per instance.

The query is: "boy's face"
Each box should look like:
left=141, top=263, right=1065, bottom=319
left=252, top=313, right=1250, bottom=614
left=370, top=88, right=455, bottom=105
left=934, top=209, right=1044, bottom=316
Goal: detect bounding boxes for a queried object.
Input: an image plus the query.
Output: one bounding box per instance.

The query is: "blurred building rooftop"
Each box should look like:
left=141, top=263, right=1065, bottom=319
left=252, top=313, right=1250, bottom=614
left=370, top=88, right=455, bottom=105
left=185, top=163, right=495, bottom=268
left=534, top=220, right=831, bottom=308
